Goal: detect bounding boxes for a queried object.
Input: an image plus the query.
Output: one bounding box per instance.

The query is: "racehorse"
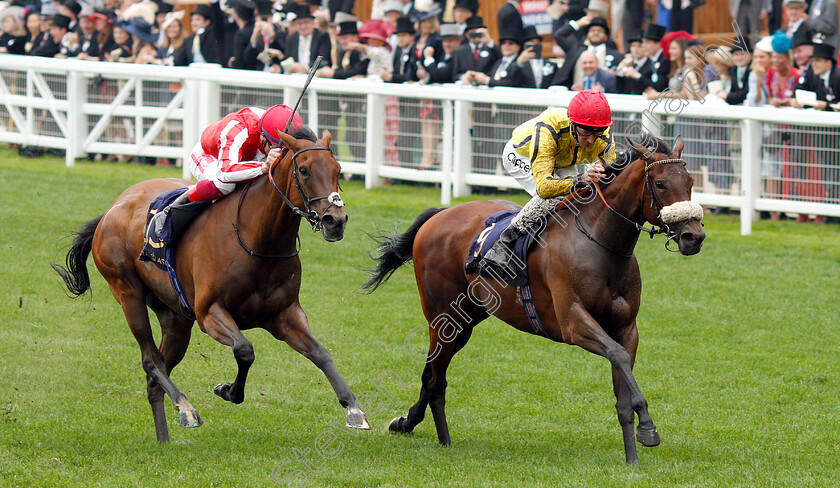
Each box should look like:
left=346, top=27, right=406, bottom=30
left=52, top=127, right=370, bottom=443
left=363, top=134, right=705, bottom=464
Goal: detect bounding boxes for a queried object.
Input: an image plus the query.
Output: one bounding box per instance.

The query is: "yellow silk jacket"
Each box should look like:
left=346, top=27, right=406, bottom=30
left=511, top=107, right=616, bottom=198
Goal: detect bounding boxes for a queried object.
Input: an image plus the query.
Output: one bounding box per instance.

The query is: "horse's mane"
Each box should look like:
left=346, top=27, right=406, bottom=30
left=288, top=126, right=318, bottom=143
left=603, top=132, right=673, bottom=179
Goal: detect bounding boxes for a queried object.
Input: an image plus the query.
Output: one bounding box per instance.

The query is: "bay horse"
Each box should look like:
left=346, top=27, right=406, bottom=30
left=52, top=127, right=370, bottom=443
left=363, top=134, right=705, bottom=464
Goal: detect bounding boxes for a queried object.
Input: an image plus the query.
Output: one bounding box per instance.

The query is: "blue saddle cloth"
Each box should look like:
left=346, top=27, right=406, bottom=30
left=464, top=210, right=533, bottom=286
left=139, top=188, right=210, bottom=317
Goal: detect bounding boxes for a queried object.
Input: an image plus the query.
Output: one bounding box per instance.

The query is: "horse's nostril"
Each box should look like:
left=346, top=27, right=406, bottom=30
left=322, top=215, right=336, bottom=228
left=681, top=232, right=696, bottom=243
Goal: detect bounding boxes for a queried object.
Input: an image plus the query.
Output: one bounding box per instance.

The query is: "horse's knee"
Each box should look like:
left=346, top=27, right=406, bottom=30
left=615, top=401, right=634, bottom=425
left=233, top=341, right=255, bottom=366
left=605, top=345, right=632, bottom=370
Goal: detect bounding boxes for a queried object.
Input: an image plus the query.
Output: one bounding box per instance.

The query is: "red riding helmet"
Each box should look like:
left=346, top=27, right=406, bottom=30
left=259, top=104, right=304, bottom=145
left=567, top=90, right=613, bottom=128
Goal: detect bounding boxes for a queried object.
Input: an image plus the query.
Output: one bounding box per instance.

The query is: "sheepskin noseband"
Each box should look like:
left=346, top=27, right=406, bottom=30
left=659, top=201, right=703, bottom=224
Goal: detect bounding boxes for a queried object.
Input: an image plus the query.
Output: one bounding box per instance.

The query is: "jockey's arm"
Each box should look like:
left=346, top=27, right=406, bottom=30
left=532, top=122, right=574, bottom=199
left=216, top=121, right=266, bottom=184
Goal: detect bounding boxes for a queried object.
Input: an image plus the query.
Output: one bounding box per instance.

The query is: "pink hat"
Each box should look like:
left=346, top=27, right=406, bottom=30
left=359, top=19, right=392, bottom=49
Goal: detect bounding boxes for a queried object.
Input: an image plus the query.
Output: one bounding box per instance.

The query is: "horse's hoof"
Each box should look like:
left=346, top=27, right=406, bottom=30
left=636, top=427, right=661, bottom=447
left=214, top=382, right=244, bottom=404
left=388, top=416, right=406, bottom=433
left=345, top=406, right=371, bottom=430
left=178, top=408, right=202, bottom=428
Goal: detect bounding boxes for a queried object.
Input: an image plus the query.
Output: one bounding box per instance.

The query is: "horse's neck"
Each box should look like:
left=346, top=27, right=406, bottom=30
left=238, top=166, right=303, bottom=256
left=581, top=160, right=647, bottom=256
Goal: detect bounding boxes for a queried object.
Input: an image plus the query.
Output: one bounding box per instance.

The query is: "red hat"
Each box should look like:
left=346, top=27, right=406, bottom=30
left=660, top=30, right=695, bottom=60
left=260, top=104, right=304, bottom=145
left=568, top=90, right=612, bottom=128
left=359, top=19, right=393, bottom=50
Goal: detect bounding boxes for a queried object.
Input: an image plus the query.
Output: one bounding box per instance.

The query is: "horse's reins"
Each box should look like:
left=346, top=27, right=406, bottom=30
left=558, top=158, right=689, bottom=257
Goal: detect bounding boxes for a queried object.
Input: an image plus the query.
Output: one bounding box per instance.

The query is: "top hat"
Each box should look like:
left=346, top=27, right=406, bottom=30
left=499, top=25, right=523, bottom=44
left=585, top=0, right=609, bottom=16
left=730, top=34, right=751, bottom=52
left=255, top=0, right=272, bottom=16
left=463, top=15, right=484, bottom=31
left=291, top=3, right=313, bottom=20
left=586, top=16, right=610, bottom=37
left=383, top=0, right=404, bottom=14
left=394, top=16, right=415, bottom=34
left=439, top=23, right=461, bottom=38
left=50, top=13, right=71, bottom=29
left=522, top=25, right=540, bottom=42
left=792, top=28, right=812, bottom=48
left=642, top=23, right=666, bottom=42
left=812, top=42, right=836, bottom=60
left=233, top=0, right=255, bottom=20
left=337, top=20, right=358, bottom=36
left=192, top=3, right=215, bottom=20
left=454, top=0, right=479, bottom=12
left=333, top=10, right=356, bottom=24
left=62, top=0, right=81, bottom=16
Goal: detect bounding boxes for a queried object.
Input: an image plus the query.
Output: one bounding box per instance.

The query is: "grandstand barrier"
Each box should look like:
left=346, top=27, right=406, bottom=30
left=1, top=54, right=839, bottom=235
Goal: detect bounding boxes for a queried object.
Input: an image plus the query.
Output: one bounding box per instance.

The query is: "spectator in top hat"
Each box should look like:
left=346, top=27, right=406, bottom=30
left=321, top=18, right=371, bottom=79
left=792, top=28, right=813, bottom=71
left=282, top=3, right=331, bottom=72
left=554, top=16, right=622, bottom=89
left=723, top=35, right=753, bottom=104
left=229, top=0, right=259, bottom=69
left=451, top=16, right=500, bottom=80
left=174, top=3, right=224, bottom=65
left=615, top=34, right=650, bottom=94
left=246, top=2, right=285, bottom=72
left=383, top=16, right=418, bottom=82
left=418, top=22, right=460, bottom=83
left=638, top=23, right=669, bottom=92
left=518, top=25, right=560, bottom=89
left=469, top=24, right=524, bottom=87
left=452, top=0, right=478, bottom=35
left=805, top=0, right=839, bottom=50
left=30, top=14, right=72, bottom=57
left=552, top=0, right=608, bottom=47
left=497, top=0, right=524, bottom=48
left=794, top=42, right=840, bottom=110
left=58, top=0, right=81, bottom=32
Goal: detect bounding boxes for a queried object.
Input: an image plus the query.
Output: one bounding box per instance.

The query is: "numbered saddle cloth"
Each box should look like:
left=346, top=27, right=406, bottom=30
left=464, top=210, right=534, bottom=287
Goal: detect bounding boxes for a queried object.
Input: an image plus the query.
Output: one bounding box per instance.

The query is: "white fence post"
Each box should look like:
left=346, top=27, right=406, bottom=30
left=641, top=111, right=662, bottom=139
left=740, top=119, right=761, bottom=235
left=452, top=100, right=472, bottom=198
left=65, top=71, right=85, bottom=167
left=182, top=78, right=200, bottom=180
left=440, top=99, right=453, bottom=205
left=365, top=93, right=384, bottom=189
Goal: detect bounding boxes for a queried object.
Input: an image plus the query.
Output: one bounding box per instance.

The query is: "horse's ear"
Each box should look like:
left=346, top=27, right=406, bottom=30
left=276, top=130, right=296, bottom=149
left=671, top=135, right=685, bottom=159
left=319, top=130, right=332, bottom=148
left=632, top=141, right=652, bottom=161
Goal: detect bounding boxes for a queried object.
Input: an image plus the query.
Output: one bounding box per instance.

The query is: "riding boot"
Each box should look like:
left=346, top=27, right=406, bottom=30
left=150, top=191, right=191, bottom=237
left=480, top=225, right=524, bottom=270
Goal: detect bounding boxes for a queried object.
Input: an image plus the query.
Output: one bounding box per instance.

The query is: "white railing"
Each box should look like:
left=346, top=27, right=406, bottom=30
left=2, top=54, right=839, bottom=235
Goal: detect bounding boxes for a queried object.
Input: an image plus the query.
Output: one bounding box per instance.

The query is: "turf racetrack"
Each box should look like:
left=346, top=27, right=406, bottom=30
left=2, top=151, right=839, bottom=487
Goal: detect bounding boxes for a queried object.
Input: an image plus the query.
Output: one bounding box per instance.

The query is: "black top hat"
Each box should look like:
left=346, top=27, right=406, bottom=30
left=233, top=0, right=256, bottom=21
left=499, top=25, right=523, bottom=44
left=337, top=21, right=359, bottom=36
left=62, top=0, right=81, bottom=16
left=255, top=0, right=272, bottom=16
left=192, top=4, right=215, bottom=20
left=586, top=16, right=609, bottom=36
left=51, top=13, right=71, bottom=29
left=305, top=0, right=322, bottom=6
left=156, top=2, right=174, bottom=14
left=522, top=25, right=540, bottom=41
left=464, top=15, right=484, bottom=31
left=394, top=16, right=415, bottom=34
left=454, top=0, right=479, bottom=12
left=792, top=28, right=813, bottom=48
left=642, top=23, right=666, bottom=42
left=730, top=35, right=751, bottom=53
left=812, top=42, right=836, bottom=61
left=291, top=3, right=314, bottom=20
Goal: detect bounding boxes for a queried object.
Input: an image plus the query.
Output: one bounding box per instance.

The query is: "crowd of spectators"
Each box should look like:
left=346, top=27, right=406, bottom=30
left=0, top=0, right=838, bottom=220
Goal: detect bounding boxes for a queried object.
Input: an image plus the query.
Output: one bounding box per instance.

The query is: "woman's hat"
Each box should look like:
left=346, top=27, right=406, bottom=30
left=771, top=30, right=792, bottom=53
left=160, top=10, right=184, bottom=31
left=116, top=17, right=158, bottom=42
left=410, top=7, right=441, bottom=23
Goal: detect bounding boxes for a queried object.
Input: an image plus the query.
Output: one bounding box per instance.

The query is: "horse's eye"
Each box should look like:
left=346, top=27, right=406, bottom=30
left=299, top=166, right=309, bottom=176
left=655, top=181, right=665, bottom=190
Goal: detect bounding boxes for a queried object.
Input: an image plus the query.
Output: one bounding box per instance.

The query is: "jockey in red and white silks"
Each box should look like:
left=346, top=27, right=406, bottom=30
left=149, top=104, right=303, bottom=236
left=187, top=105, right=304, bottom=202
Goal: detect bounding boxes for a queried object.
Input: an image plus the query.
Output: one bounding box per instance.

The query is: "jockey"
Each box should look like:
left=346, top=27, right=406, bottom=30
left=150, top=104, right=304, bottom=235
left=481, top=90, right=615, bottom=271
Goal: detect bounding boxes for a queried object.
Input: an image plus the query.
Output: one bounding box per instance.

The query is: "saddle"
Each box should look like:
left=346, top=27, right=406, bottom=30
left=464, top=210, right=534, bottom=287
left=139, top=188, right=211, bottom=317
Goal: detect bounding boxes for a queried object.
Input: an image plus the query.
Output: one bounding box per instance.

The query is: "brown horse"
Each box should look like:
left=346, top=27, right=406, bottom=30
left=52, top=127, right=370, bottom=443
left=363, top=134, right=705, bottom=464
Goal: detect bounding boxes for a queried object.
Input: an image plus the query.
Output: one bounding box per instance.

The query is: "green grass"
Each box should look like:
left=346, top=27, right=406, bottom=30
left=1, top=149, right=839, bottom=487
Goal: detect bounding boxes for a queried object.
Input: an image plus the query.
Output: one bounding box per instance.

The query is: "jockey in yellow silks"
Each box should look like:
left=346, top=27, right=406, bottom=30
left=481, top=90, right=616, bottom=271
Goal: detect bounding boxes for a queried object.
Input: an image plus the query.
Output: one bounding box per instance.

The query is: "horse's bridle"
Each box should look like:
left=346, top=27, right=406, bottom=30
left=586, top=157, right=692, bottom=254
left=267, top=145, right=344, bottom=232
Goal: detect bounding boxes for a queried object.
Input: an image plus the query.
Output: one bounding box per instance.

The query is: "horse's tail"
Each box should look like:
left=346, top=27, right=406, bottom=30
left=50, top=215, right=103, bottom=297
left=361, top=207, right=446, bottom=293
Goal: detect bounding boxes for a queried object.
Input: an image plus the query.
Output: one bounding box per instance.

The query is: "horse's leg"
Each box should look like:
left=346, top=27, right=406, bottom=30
left=201, top=303, right=254, bottom=404
left=564, top=306, right=657, bottom=463
left=265, top=304, right=370, bottom=429
left=147, top=297, right=195, bottom=442
left=106, top=280, right=201, bottom=441
left=612, top=321, right=659, bottom=449
left=388, top=363, right=431, bottom=434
